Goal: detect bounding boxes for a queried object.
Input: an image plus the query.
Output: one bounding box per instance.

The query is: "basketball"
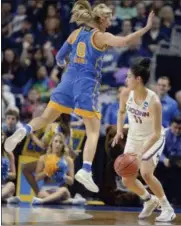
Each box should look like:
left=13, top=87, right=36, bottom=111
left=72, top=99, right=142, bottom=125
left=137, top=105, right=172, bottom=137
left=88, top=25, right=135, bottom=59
left=114, top=153, right=139, bottom=177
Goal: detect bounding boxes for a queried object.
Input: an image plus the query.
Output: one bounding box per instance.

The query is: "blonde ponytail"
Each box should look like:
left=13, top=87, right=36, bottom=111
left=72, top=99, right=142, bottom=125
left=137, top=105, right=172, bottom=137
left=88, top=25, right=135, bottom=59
left=70, top=0, right=93, bottom=25
left=70, top=0, right=112, bottom=26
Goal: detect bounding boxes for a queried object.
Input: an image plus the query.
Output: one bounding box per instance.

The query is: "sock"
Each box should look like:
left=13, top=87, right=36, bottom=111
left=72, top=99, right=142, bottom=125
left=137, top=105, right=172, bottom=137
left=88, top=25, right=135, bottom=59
left=140, top=191, right=151, bottom=201
left=7, top=196, right=20, bottom=204
left=159, top=195, right=172, bottom=209
left=82, top=161, right=92, bottom=172
left=23, top=124, right=32, bottom=135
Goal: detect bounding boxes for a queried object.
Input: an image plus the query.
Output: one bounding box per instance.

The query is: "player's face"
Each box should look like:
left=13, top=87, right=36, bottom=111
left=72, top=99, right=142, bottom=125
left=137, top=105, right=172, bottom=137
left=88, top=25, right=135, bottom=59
left=171, top=122, right=181, bottom=136
left=126, top=69, right=141, bottom=90
left=100, top=15, right=112, bottom=31
left=52, top=135, right=64, bottom=155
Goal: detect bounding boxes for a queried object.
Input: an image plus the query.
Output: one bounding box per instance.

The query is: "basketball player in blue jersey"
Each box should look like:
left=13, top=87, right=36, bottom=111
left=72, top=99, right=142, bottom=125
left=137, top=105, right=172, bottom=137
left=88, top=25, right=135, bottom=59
left=5, top=0, right=154, bottom=193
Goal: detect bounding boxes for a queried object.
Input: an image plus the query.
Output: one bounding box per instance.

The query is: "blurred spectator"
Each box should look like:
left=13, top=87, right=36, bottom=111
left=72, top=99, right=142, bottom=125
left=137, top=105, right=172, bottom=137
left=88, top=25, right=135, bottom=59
left=174, top=0, right=181, bottom=25
left=116, top=0, right=137, bottom=20
left=104, top=89, right=120, bottom=129
left=46, top=4, right=59, bottom=20
left=23, top=65, right=55, bottom=99
left=158, top=116, right=181, bottom=204
left=2, top=132, right=20, bottom=204
left=106, top=4, right=122, bottom=35
left=117, top=38, right=148, bottom=68
left=10, top=4, right=27, bottom=35
left=2, top=2, right=13, bottom=37
left=132, top=2, right=147, bottom=31
left=2, top=109, right=20, bottom=137
left=11, top=18, right=34, bottom=44
left=37, top=17, right=63, bottom=50
left=120, top=19, right=133, bottom=36
left=175, top=90, right=181, bottom=115
left=159, top=6, right=175, bottom=40
left=20, top=88, right=41, bottom=123
left=2, top=83, right=16, bottom=122
left=142, top=16, right=167, bottom=56
left=101, top=47, right=120, bottom=86
left=151, top=0, right=164, bottom=16
left=156, top=76, right=179, bottom=127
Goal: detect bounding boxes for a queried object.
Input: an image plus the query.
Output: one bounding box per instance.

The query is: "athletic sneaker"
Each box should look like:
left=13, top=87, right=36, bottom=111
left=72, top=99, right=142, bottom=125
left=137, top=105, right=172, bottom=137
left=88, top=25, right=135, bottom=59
left=32, top=197, right=43, bottom=205
left=75, top=169, right=99, bottom=193
left=7, top=196, right=21, bottom=204
left=156, top=208, right=176, bottom=222
left=4, top=127, right=27, bottom=152
left=139, top=195, right=159, bottom=219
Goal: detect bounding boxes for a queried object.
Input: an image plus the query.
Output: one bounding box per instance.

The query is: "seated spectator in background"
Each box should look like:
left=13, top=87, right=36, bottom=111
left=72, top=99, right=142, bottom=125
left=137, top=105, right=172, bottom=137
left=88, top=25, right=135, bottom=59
left=2, top=2, right=13, bottom=38
left=2, top=83, right=16, bottom=122
left=159, top=6, right=175, bottom=40
left=116, top=0, right=137, bottom=20
left=11, top=17, right=34, bottom=44
left=37, top=17, right=63, bottom=51
left=117, top=37, right=149, bottom=68
left=106, top=4, right=122, bottom=35
left=142, top=16, right=167, bottom=56
left=10, top=4, right=27, bottom=35
left=156, top=76, right=179, bottom=127
left=20, top=88, right=41, bottom=123
left=101, top=47, right=120, bottom=86
left=132, top=2, right=147, bottom=31
left=175, top=90, right=181, bottom=115
left=157, top=116, right=181, bottom=204
left=150, top=0, right=164, bottom=16
left=2, top=132, right=20, bottom=204
left=174, top=0, right=181, bottom=25
left=31, top=133, right=85, bottom=205
left=2, top=109, right=20, bottom=137
left=23, top=65, right=55, bottom=100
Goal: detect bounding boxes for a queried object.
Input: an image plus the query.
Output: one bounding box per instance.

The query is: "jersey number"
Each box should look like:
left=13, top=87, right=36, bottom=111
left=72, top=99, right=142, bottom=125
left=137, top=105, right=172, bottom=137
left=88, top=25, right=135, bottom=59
left=134, top=115, right=142, bottom=124
left=76, top=42, right=86, bottom=58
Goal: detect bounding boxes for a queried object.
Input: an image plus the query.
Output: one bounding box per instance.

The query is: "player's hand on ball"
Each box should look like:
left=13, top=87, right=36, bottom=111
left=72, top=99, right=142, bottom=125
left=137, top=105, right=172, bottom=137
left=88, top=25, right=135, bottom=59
left=112, top=131, right=124, bottom=147
left=146, top=11, right=155, bottom=30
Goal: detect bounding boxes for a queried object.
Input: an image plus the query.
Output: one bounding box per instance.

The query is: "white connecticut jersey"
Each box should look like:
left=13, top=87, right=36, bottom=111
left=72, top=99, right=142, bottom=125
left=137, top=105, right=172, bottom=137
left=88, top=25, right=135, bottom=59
left=126, top=89, right=164, bottom=141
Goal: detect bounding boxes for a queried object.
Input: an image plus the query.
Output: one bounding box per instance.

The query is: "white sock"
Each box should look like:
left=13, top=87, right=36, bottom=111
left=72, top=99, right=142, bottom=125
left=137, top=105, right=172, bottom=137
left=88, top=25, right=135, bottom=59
left=7, top=196, right=21, bottom=204
left=140, top=190, right=151, bottom=201
left=159, top=195, right=172, bottom=210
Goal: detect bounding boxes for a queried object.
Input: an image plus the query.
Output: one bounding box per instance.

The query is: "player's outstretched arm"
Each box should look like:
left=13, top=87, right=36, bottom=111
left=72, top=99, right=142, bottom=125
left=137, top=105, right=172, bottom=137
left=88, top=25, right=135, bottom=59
left=101, top=11, right=154, bottom=48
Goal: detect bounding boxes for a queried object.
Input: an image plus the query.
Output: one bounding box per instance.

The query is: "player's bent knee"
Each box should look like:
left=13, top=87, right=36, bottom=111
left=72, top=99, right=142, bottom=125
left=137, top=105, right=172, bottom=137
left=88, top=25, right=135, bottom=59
left=122, top=177, right=135, bottom=188
left=141, top=171, right=153, bottom=183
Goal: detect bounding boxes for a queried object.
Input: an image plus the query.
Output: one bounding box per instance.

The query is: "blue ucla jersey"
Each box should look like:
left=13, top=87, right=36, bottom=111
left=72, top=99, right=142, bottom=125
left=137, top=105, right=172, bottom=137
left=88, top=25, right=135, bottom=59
left=68, top=26, right=107, bottom=80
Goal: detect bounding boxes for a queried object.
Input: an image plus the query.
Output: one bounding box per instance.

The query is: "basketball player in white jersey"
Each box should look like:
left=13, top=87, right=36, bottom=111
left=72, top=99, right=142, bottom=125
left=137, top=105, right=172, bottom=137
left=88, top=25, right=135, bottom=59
left=112, top=57, right=176, bottom=222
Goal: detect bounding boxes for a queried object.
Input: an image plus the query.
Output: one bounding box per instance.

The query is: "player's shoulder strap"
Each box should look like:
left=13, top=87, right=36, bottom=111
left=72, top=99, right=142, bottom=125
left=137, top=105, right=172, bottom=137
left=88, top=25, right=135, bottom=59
left=145, top=89, right=156, bottom=104
left=68, top=27, right=82, bottom=45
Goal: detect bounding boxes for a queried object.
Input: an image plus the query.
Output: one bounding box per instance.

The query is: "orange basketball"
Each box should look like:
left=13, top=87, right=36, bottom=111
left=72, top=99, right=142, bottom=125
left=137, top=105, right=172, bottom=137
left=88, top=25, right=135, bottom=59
left=114, top=153, right=139, bottom=177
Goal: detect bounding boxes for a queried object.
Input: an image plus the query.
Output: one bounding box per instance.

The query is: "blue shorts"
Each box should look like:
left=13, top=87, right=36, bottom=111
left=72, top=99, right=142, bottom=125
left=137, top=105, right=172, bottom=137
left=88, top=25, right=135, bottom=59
left=48, top=68, right=101, bottom=119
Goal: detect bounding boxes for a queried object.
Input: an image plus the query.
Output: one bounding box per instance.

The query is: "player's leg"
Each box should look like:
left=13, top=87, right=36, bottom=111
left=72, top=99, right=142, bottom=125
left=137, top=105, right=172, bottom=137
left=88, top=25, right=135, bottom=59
left=122, top=139, right=159, bottom=219
left=75, top=116, right=100, bottom=193
left=22, top=161, right=39, bottom=195
left=4, top=78, right=74, bottom=153
left=141, top=151, right=175, bottom=221
left=73, top=78, right=101, bottom=192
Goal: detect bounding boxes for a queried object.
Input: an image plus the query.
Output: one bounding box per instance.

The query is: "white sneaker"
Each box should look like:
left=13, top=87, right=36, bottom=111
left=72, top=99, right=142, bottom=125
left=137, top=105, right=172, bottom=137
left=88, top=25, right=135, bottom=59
left=156, top=208, right=176, bottom=222
left=139, top=195, right=159, bottom=219
left=7, top=196, right=21, bottom=204
left=75, top=169, right=99, bottom=193
left=32, top=197, right=43, bottom=205
left=4, top=127, right=27, bottom=152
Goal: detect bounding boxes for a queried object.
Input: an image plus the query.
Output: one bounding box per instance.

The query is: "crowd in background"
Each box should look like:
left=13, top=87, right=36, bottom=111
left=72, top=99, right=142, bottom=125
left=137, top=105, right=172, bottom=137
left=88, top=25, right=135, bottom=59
left=1, top=0, right=181, bottom=206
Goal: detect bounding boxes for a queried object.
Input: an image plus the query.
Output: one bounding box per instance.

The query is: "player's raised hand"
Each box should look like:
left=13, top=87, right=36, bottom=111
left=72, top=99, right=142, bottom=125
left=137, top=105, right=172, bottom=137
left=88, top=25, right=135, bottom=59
left=112, top=131, right=124, bottom=147
left=146, top=11, right=155, bottom=30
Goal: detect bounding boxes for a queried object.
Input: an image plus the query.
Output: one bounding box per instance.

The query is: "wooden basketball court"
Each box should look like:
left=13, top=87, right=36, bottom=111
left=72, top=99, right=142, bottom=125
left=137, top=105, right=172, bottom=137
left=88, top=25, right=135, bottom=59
left=2, top=203, right=181, bottom=225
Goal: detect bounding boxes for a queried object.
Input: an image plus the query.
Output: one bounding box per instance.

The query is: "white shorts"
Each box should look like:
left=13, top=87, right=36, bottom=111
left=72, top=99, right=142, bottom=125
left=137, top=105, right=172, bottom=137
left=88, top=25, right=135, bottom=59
left=41, top=185, right=60, bottom=193
left=124, top=135, right=165, bottom=166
